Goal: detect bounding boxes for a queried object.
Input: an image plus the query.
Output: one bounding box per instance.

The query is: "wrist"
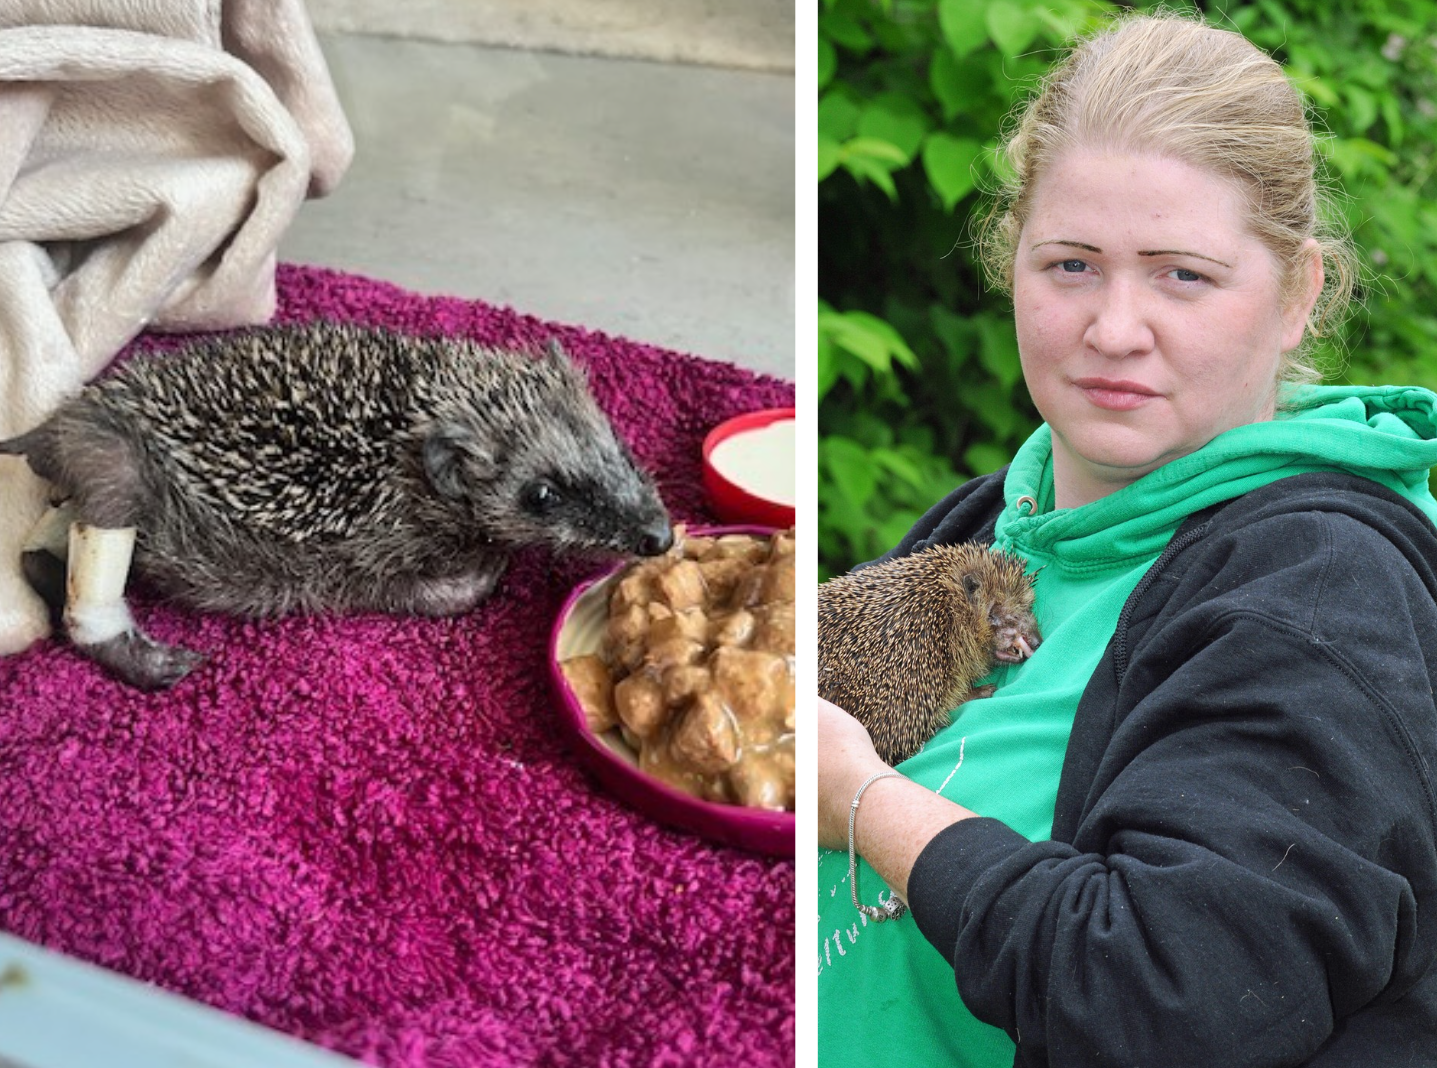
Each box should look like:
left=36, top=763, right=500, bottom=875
left=819, top=751, right=891, bottom=850
left=847, top=770, right=910, bottom=923
left=848, top=768, right=904, bottom=857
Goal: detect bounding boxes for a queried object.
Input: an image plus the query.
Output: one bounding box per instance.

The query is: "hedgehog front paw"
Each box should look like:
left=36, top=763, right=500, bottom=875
left=80, top=630, right=205, bottom=691
left=404, top=557, right=510, bottom=616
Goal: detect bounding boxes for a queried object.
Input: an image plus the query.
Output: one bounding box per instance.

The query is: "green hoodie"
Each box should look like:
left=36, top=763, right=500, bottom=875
left=816, top=385, right=1437, bottom=1068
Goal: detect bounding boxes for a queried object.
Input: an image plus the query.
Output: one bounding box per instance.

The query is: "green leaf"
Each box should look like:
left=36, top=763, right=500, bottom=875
left=820, top=10, right=873, bottom=53
left=823, top=437, right=878, bottom=511
left=1289, top=73, right=1339, bottom=109
left=975, top=314, right=1024, bottom=389
left=931, top=46, right=993, bottom=123
left=823, top=314, right=890, bottom=371
left=822, top=309, right=920, bottom=372
left=930, top=304, right=976, bottom=370
left=839, top=137, right=910, bottom=201
left=877, top=511, right=923, bottom=554
left=838, top=357, right=871, bottom=393
left=966, top=382, right=1022, bottom=439
left=981, top=138, right=1016, bottom=187
left=938, top=0, right=991, bottom=59
left=842, top=137, right=909, bottom=167
left=817, top=328, right=839, bottom=401
left=1380, top=92, right=1404, bottom=146
left=817, top=90, right=861, bottom=142
left=1033, top=0, right=1089, bottom=45
left=869, top=447, right=925, bottom=486
left=963, top=442, right=1011, bottom=476
left=857, top=94, right=931, bottom=164
left=986, top=48, right=1047, bottom=103
left=818, top=134, right=842, bottom=182
left=923, top=133, right=984, bottom=211
left=841, top=153, right=899, bottom=200
left=1344, top=85, right=1378, bottom=135
left=1226, top=4, right=1259, bottom=33
left=1322, top=136, right=1398, bottom=181
left=818, top=37, right=837, bottom=91
left=986, top=0, right=1040, bottom=59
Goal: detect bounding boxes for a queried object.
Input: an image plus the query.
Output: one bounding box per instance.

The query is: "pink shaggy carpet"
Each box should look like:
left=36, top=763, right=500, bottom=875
left=0, top=265, right=796, bottom=1067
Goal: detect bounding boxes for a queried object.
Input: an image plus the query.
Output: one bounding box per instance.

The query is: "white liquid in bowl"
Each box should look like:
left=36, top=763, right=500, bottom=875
left=708, top=419, right=795, bottom=506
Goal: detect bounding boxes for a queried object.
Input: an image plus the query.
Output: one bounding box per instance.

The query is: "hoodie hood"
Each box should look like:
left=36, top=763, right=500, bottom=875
left=994, top=383, right=1437, bottom=573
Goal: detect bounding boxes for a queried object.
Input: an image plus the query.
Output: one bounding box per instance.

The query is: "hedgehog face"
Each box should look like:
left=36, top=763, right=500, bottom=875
left=984, top=576, right=1041, bottom=663
left=420, top=347, right=672, bottom=558
left=511, top=461, right=674, bottom=557
left=960, top=556, right=1042, bottom=664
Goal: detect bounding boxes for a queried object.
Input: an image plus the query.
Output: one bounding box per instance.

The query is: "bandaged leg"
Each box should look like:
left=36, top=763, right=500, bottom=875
left=64, top=522, right=203, bottom=690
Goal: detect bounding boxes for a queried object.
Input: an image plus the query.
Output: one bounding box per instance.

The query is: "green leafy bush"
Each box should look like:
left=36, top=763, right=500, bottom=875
left=818, top=0, right=1437, bottom=580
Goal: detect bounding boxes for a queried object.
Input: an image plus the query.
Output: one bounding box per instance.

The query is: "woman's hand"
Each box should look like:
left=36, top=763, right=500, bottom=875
left=817, top=697, right=979, bottom=901
left=816, top=696, right=891, bottom=850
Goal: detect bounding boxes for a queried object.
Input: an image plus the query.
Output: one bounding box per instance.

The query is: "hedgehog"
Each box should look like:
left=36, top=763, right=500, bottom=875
left=2, top=320, right=673, bottom=690
left=818, top=543, right=1041, bottom=765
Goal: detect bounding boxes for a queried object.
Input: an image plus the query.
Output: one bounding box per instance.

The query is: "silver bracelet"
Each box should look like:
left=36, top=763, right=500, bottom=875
left=848, top=770, right=908, bottom=922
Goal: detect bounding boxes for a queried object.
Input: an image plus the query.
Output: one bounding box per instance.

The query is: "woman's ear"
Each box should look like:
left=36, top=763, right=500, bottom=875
left=1282, top=238, right=1324, bottom=353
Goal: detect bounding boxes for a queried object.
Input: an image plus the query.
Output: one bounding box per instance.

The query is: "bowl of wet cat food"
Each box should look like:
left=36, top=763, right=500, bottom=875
left=702, top=409, right=796, bottom=530
left=549, top=525, right=795, bottom=856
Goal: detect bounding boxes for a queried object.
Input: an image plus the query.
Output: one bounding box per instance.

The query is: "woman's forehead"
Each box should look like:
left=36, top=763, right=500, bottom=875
left=1024, top=149, right=1256, bottom=252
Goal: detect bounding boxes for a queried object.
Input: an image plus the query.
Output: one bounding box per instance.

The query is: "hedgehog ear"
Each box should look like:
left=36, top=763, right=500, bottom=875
left=961, top=574, right=981, bottom=602
left=423, top=423, right=496, bottom=500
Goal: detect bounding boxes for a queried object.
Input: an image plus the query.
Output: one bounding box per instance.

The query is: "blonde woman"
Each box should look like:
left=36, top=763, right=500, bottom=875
left=817, top=13, right=1437, bottom=1067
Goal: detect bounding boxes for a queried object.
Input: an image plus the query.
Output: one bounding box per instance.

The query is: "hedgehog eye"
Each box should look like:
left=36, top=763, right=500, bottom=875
left=521, top=479, right=563, bottom=514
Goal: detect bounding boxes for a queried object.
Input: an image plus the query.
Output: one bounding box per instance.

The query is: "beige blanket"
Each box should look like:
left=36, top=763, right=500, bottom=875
left=0, top=0, right=353, bottom=653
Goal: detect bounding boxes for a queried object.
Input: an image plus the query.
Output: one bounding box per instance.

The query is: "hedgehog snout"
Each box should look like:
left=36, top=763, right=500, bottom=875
left=634, top=523, right=675, bottom=557
left=992, top=622, right=1041, bottom=664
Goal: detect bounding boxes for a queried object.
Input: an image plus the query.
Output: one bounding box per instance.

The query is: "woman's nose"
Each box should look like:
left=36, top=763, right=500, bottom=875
left=1083, top=277, right=1156, bottom=358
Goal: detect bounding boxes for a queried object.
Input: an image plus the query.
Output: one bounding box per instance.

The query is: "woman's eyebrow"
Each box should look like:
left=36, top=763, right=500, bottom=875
left=1029, top=239, right=1233, bottom=268
left=1138, top=248, right=1234, bottom=267
left=1031, top=239, right=1101, bottom=253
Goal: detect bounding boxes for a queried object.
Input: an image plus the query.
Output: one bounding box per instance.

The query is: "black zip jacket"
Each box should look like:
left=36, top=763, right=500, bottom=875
left=883, top=470, right=1437, bottom=1067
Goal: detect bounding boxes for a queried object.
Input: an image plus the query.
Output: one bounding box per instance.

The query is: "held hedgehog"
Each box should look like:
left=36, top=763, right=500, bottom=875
left=818, top=543, right=1041, bottom=764
left=2, top=321, right=673, bottom=690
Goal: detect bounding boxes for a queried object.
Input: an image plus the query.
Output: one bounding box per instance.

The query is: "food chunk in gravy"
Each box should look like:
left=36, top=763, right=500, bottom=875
left=561, top=528, right=796, bottom=811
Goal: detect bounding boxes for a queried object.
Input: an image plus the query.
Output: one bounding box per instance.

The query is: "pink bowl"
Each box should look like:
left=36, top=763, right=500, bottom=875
left=702, top=409, right=796, bottom=530
left=547, top=526, right=795, bottom=857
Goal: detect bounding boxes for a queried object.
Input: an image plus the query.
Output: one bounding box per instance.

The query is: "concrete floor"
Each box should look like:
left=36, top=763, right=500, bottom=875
left=280, top=34, right=796, bottom=380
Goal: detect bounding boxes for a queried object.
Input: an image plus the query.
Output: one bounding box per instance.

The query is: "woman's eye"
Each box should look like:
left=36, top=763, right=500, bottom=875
left=1171, top=268, right=1204, bottom=283
left=1059, top=259, right=1088, bottom=273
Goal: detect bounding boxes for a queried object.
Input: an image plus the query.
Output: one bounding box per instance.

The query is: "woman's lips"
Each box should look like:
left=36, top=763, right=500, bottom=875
left=1072, top=377, right=1161, bottom=412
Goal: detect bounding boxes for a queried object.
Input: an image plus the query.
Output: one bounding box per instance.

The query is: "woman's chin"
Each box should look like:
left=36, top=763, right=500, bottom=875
left=1056, top=427, right=1186, bottom=477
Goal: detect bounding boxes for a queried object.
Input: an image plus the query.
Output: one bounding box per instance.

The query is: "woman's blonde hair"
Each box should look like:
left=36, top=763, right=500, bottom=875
left=977, top=11, right=1357, bottom=383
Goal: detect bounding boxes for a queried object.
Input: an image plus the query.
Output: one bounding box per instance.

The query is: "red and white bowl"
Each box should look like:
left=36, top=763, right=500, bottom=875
left=547, top=525, right=795, bottom=856
left=702, top=408, right=796, bottom=530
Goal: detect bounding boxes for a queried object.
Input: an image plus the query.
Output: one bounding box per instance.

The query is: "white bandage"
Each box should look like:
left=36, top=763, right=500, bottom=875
left=66, top=600, right=137, bottom=646
left=64, top=523, right=138, bottom=646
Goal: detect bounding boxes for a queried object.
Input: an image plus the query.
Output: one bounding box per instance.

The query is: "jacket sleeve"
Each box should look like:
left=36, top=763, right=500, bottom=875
left=906, top=509, right=1437, bottom=1067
